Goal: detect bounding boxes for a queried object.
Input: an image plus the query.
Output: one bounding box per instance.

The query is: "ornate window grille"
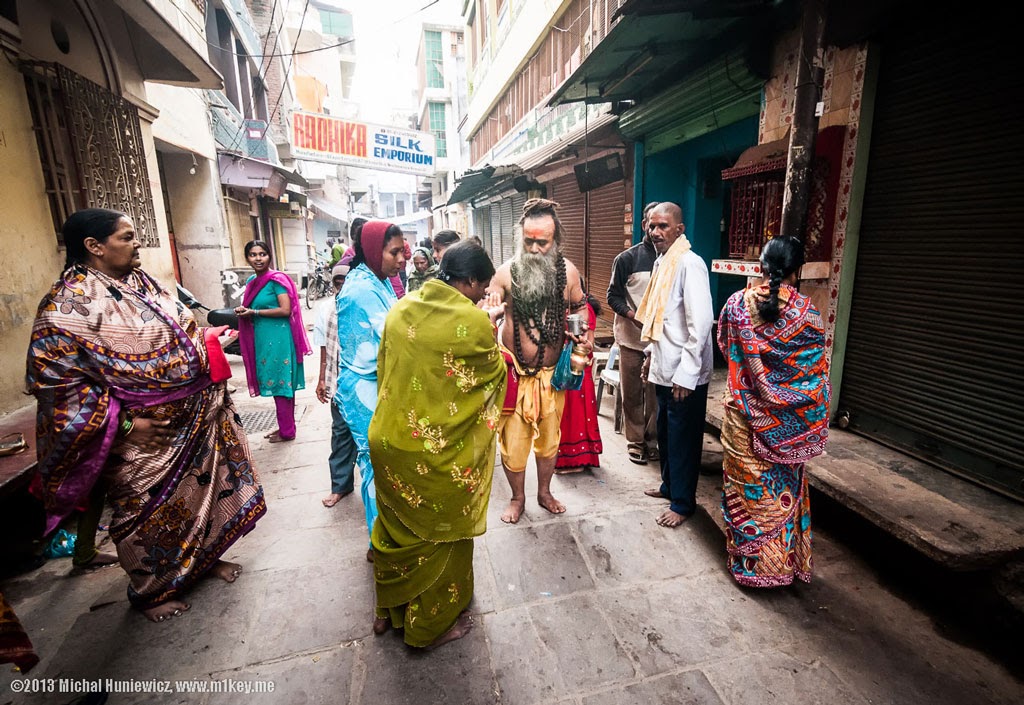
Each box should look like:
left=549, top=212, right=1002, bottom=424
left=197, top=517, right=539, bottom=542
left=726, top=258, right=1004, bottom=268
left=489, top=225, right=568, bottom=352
left=21, top=61, right=159, bottom=247
left=720, top=126, right=845, bottom=262
left=722, top=158, right=786, bottom=259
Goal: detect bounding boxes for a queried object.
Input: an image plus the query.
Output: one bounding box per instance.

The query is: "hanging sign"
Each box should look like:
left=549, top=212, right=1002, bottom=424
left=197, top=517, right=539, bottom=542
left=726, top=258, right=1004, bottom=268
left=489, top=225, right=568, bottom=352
left=291, top=110, right=436, bottom=176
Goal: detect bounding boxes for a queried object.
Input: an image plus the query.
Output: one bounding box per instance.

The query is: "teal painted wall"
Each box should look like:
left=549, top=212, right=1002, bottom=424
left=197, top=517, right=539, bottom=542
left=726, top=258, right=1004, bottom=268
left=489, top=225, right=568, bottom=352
left=637, top=116, right=758, bottom=313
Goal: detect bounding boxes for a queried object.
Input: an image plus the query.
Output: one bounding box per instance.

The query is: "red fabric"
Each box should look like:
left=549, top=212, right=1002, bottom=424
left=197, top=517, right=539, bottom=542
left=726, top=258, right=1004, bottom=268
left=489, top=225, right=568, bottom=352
left=360, top=220, right=390, bottom=276
left=556, top=364, right=603, bottom=469
left=556, top=303, right=602, bottom=469
left=0, top=591, right=39, bottom=673
left=500, top=349, right=519, bottom=415
left=203, top=326, right=232, bottom=383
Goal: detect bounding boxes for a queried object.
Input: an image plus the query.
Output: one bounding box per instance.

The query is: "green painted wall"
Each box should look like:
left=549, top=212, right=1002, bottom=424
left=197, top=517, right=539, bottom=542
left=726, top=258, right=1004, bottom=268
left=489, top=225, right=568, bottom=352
left=637, top=116, right=758, bottom=313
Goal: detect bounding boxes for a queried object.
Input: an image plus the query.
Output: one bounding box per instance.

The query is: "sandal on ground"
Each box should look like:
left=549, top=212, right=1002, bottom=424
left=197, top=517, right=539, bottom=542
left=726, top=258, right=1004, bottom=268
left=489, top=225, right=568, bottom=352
left=0, top=432, right=27, bottom=457
left=627, top=447, right=647, bottom=465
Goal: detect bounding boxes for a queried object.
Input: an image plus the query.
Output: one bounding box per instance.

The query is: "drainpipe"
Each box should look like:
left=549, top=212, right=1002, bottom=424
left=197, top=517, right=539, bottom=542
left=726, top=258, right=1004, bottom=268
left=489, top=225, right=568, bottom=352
left=779, top=0, right=828, bottom=241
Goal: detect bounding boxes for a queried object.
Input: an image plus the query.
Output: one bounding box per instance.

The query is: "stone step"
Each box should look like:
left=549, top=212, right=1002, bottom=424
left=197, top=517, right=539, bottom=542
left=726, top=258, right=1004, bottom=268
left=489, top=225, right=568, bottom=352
left=704, top=378, right=1024, bottom=572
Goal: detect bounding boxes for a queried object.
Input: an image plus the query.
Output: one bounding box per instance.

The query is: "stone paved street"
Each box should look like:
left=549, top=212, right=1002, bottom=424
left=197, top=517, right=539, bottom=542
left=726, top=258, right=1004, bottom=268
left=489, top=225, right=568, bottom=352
left=1, top=356, right=1020, bottom=705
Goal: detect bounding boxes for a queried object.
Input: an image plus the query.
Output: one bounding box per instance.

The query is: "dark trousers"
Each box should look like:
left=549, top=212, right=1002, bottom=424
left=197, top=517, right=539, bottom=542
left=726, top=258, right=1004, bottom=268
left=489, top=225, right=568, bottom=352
left=655, top=382, right=709, bottom=516
left=330, top=401, right=357, bottom=494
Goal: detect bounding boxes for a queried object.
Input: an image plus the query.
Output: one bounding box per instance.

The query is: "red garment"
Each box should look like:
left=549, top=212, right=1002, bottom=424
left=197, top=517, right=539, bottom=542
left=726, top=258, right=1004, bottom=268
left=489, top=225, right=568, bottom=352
left=555, top=364, right=603, bottom=469
left=556, top=304, right=603, bottom=469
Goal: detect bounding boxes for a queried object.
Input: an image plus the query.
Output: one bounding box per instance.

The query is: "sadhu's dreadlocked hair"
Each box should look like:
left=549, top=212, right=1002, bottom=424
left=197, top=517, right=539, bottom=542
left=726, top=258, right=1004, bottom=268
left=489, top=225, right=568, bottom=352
left=519, top=197, right=566, bottom=246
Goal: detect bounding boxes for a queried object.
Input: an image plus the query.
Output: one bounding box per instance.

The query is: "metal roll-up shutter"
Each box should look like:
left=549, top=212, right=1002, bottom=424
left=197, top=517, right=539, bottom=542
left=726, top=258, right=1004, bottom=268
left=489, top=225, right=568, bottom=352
left=550, top=174, right=586, bottom=274
left=585, top=179, right=626, bottom=322
left=499, top=197, right=515, bottom=266
left=489, top=205, right=503, bottom=267
left=474, top=207, right=492, bottom=262
left=510, top=192, right=527, bottom=262
left=839, top=13, right=1024, bottom=499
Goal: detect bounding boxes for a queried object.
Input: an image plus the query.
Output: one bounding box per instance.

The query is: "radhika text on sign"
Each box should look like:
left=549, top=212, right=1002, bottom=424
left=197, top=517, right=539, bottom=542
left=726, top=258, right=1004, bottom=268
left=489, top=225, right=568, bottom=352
left=292, top=111, right=437, bottom=177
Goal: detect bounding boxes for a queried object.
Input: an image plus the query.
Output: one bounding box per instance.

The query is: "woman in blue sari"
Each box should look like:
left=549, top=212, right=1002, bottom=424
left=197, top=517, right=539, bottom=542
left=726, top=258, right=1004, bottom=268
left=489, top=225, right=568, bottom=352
left=335, top=220, right=407, bottom=561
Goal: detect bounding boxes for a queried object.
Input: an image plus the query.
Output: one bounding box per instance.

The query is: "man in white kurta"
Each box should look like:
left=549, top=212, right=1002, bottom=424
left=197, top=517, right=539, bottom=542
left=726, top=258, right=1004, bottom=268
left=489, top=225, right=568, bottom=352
left=637, top=202, right=714, bottom=527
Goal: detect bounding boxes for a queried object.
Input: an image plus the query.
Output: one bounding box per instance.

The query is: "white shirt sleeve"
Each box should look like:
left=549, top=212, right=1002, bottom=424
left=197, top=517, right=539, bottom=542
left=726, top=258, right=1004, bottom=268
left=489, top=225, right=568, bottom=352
left=670, top=256, right=714, bottom=390
left=311, top=298, right=329, bottom=347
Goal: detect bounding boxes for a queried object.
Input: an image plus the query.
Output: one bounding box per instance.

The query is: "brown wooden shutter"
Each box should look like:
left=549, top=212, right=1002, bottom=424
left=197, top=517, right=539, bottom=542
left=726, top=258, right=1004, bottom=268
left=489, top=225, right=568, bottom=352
left=586, top=180, right=626, bottom=322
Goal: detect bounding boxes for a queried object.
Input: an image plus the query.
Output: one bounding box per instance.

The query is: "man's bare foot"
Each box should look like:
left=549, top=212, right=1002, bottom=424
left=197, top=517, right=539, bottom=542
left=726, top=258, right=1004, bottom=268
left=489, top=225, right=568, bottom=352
left=500, top=498, right=525, bottom=524
left=373, top=617, right=390, bottom=635
left=655, top=509, right=690, bottom=528
left=142, top=600, right=190, bottom=623
left=644, top=488, right=665, bottom=498
left=322, top=491, right=351, bottom=508
left=537, top=493, right=566, bottom=515
left=211, top=560, right=243, bottom=582
left=554, top=466, right=585, bottom=475
left=425, top=612, right=473, bottom=650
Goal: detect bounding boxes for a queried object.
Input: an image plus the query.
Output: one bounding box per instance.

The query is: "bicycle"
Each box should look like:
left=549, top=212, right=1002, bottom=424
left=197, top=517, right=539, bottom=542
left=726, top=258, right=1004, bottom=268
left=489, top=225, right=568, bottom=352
left=305, top=261, right=332, bottom=309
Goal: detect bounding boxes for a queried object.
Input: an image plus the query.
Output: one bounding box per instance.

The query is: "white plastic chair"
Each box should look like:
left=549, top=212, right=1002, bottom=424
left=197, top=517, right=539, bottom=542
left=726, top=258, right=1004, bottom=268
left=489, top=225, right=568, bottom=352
left=595, top=343, right=623, bottom=434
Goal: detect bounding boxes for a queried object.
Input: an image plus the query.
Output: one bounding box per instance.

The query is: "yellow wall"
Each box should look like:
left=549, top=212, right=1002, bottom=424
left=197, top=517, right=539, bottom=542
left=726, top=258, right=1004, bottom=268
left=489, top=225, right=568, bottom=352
left=0, top=60, right=67, bottom=416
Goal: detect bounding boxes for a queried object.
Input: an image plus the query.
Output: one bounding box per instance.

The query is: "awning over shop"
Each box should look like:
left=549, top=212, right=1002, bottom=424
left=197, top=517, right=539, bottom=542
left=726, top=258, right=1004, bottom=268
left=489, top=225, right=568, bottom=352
left=217, top=153, right=309, bottom=199
left=112, top=0, right=223, bottom=88
left=515, top=112, right=619, bottom=172
left=548, top=0, right=792, bottom=108
left=308, top=195, right=349, bottom=222
left=446, top=164, right=523, bottom=206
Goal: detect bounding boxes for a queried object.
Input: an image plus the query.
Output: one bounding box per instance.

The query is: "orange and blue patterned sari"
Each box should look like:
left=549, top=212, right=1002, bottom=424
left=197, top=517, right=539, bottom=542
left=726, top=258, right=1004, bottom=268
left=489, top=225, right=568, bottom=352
left=717, top=283, right=830, bottom=587
left=26, top=266, right=266, bottom=608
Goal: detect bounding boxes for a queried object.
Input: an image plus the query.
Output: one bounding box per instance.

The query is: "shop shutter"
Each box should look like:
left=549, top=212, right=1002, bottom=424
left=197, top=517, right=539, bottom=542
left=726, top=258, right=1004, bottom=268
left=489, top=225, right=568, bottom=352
left=510, top=192, right=527, bottom=262
left=499, top=196, right=515, bottom=266
left=474, top=207, right=493, bottom=263
left=550, top=174, right=586, bottom=274
left=838, top=14, right=1024, bottom=499
left=489, top=205, right=503, bottom=267
left=585, top=179, right=627, bottom=322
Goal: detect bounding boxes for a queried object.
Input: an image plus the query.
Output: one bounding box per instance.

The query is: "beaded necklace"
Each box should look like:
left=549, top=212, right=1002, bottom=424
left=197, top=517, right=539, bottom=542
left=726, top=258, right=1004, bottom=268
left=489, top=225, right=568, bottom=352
left=509, top=254, right=567, bottom=376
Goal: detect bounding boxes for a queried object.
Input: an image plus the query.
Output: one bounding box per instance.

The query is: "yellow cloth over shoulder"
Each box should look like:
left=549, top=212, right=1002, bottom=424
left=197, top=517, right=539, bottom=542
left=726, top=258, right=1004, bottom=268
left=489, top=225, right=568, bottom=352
left=635, top=235, right=691, bottom=342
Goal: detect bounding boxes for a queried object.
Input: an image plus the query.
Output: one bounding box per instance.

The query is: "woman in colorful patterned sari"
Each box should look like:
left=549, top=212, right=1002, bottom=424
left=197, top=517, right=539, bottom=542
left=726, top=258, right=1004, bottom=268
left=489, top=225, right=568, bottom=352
left=26, top=209, right=266, bottom=622
left=235, top=240, right=312, bottom=442
left=335, top=220, right=406, bottom=561
left=369, top=240, right=506, bottom=648
left=716, top=236, right=830, bottom=587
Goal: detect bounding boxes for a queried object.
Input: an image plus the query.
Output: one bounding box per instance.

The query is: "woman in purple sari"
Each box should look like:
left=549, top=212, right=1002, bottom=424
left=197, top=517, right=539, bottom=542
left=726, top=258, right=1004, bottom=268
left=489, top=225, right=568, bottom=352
left=26, top=209, right=266, bottom=622
left=234, top=240, right=312, bottom=442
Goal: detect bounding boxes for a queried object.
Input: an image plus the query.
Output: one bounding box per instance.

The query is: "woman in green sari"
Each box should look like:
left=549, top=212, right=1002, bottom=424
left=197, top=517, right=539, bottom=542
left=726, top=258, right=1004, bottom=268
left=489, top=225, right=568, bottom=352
left=368, top=241, right=506, bottom=648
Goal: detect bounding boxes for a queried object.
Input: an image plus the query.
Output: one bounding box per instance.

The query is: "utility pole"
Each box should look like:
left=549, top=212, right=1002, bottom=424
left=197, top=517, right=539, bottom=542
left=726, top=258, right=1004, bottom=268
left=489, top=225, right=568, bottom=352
left=780, top=0, right=828, bottom=242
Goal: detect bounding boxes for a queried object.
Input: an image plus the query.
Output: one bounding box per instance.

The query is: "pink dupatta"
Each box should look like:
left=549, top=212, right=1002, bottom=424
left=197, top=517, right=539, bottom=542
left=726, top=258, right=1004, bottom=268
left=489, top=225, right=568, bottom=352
left=238, top=270, right=312, bottom=396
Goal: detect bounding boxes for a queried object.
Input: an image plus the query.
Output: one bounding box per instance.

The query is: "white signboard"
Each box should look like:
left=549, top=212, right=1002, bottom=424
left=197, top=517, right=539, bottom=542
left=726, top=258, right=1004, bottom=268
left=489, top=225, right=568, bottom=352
left=291, top=110, right=437, bottom=177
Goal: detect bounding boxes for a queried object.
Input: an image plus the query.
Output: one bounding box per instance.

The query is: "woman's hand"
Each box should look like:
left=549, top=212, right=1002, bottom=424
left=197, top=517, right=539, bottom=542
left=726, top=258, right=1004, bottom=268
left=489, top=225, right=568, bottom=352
left=234, top=306, right=255, bottom=318
left=130, top=418, right=176, bottom=451
left=482, top=302, right=506, bottom=325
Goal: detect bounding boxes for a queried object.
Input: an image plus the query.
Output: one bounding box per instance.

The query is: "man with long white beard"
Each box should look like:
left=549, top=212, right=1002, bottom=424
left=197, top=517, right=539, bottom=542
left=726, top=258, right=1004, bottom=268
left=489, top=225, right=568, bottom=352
left=484, top=198, right=590, bottom=524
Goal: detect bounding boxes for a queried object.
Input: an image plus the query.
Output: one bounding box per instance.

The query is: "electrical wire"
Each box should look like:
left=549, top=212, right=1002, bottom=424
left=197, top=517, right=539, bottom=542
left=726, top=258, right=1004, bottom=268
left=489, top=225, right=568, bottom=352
left=259, top=0, right=310, bottom=142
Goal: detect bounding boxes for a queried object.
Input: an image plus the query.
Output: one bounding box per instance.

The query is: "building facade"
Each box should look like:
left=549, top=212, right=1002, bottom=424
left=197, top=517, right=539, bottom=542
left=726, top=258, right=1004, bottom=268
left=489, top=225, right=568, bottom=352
left=455, top=0, right=633, bottom=319
left=0, top=0, right=223, bottom=415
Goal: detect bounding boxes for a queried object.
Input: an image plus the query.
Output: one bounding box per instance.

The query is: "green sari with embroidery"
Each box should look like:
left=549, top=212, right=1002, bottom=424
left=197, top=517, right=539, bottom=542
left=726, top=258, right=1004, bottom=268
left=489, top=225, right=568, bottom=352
left=368, top=279, right=505, bottom=646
